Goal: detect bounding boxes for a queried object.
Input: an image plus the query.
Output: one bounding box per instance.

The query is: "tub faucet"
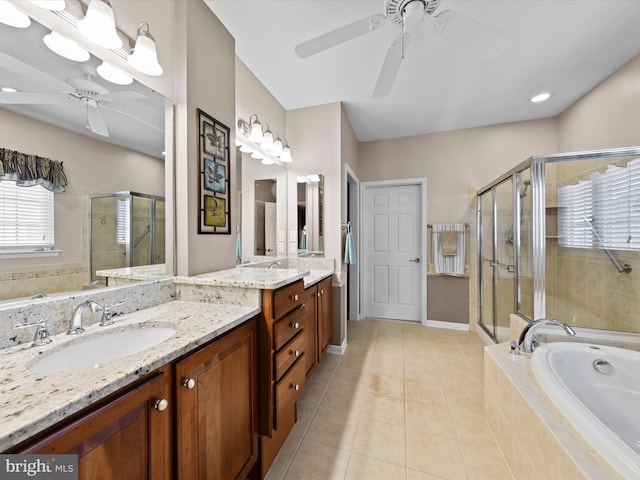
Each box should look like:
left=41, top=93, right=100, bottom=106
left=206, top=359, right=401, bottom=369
left=68, top=300, right=102, bottom=335
left=517, top=318, right=576, bottom=353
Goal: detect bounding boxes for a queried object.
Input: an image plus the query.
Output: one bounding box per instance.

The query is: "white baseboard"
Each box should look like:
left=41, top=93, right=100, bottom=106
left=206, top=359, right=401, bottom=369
left=327, top=338, right=347, bottom=355
left=423, top=319, right=470, bottom=331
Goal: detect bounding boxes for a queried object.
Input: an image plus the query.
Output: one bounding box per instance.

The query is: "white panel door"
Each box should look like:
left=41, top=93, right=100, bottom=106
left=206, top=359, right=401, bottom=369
left=364, top=184, right=422, bottom=321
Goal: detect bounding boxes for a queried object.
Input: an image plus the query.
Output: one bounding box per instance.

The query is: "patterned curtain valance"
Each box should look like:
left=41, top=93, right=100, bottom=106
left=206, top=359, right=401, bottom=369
left=0, top=148, right=68, bottom=193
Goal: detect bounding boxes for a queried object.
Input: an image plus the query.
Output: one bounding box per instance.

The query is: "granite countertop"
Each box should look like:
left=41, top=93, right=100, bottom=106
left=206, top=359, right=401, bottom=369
left=96, top=264, right=170, bottom=281
left=0, top=300, right=260, bottom=451
left=175, top=267, right=332, bottom=290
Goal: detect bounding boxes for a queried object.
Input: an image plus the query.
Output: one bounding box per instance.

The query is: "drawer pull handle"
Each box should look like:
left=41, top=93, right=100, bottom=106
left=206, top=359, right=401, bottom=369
left=290, top=322, right=300, bottom=329
left=292, top=349, right=300, bottom=357
left=317, top=292, right=321, bottom=298
left=154, top=399, right=169, bottom=411
left=291, top=294, right=299, bottom=301
left=291, top=383, right=300, bottom=391
left=321, top=289, right=324, bottom=294
left=183, top=378, right=196, bottom=389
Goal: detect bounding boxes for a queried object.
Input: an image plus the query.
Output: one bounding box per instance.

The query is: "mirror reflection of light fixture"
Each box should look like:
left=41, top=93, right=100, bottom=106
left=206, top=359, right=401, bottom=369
left=128, top=22, right=163, bottom=76
left=96, top=61, right=133, bottom=85
left=28, top=0, right=65, bottom=10
left=43, top=31, right=90, bottom=62
left=78, top=0, right=122, bottom=49
left=0, top=1, right=31, bottom=28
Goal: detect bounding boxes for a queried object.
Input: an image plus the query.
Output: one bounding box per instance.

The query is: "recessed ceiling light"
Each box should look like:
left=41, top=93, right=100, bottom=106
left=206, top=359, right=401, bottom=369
left=530, top=92, right=551, bottom=103
left=1, top=86, right=18, bottom=92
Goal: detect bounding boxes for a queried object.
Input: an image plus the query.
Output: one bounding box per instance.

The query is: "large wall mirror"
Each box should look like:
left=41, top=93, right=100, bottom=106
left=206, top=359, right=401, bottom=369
left=296, top=174, right=324, bottom=256
left=0, top=15, right=167, bottom=303
left=240, top=153, right=287, bottom=259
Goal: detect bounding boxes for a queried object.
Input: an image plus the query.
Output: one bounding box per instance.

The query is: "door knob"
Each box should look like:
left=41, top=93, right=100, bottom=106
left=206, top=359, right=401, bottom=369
left=154, top=399, right=169, bottom=411
left=409, top=258, right=420, bottom=263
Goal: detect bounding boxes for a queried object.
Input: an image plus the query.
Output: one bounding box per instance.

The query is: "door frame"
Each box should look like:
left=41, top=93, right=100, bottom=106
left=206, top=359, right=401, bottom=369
left=344, top=164, right=361, bottom=322
left=361, top=177, right=427, bottom=325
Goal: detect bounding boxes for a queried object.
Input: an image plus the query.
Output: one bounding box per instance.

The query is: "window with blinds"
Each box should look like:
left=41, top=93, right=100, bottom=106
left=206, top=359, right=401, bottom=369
left=116, top=198, right=129, bottom=245
left=558, top=158, right=640, bottom=251
left=0, top=180, right=54, bottom=251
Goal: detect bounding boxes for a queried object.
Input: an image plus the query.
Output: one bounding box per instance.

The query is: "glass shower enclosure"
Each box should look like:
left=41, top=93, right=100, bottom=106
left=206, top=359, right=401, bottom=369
left=90, top=192, right=165, bottom=282
left=477, top=146, right=640, bottom=342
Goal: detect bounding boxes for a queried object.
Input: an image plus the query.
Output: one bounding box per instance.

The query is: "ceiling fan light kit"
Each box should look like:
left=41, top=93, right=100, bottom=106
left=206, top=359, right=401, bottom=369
left=237, top=114, right=293, bottom=165
left=294, top=0, right=511, bottom=98
left=0, top=1, right=31, bottom=28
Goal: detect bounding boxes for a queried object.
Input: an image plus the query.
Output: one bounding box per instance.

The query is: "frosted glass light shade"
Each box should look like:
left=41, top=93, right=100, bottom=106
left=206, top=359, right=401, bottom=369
left=128, top=26, right=163, bottom=76
left=78, top=0, right=122, bottom=49
left=280, top=145, right=292, bottom=163
left=97, top=61, right=133, bottom=85
left=44, top=32, right=90, bottom=62
left=28, top=0, right=65, bottom=10
left=0, top=1, right=31, bottom=28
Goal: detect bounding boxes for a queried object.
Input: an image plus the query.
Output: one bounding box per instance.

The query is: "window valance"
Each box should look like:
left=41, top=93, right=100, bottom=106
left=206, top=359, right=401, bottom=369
left=0, top=148, right=67, bottom=193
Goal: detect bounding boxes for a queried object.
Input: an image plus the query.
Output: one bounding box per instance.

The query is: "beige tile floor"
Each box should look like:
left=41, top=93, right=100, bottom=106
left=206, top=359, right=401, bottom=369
left=264, top=319, right=515, bottom=480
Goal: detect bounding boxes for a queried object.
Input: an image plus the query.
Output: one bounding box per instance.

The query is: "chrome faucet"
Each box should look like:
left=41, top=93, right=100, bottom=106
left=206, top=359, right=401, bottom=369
left=68, top=300, right=102, bottom=335
left=516, top=318, right=576, bottom=353
left=269, top=261, right=282, bottom=269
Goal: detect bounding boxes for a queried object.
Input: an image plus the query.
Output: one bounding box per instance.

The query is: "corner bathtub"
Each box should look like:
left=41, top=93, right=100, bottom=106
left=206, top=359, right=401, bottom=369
left=532, top=342, right=640, bottom=479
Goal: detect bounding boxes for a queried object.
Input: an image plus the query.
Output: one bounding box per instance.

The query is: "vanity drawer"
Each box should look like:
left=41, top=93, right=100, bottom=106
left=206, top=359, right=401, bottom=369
left=273, top=281, right=304, bottom=319
left=273, top=306, right=306, bottom=351
left=275, top=357, right=305, bottom=428
left=274, top=330, right=306, bottom=382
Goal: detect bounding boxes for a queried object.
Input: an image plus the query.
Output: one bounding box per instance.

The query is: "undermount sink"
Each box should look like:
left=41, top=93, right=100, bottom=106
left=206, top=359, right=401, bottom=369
left=29, top=324, right=177, bottom=373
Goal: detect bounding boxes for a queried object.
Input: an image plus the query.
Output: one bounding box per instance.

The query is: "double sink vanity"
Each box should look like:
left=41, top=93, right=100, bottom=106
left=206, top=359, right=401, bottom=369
left=0, top=256, right=334, bottom=479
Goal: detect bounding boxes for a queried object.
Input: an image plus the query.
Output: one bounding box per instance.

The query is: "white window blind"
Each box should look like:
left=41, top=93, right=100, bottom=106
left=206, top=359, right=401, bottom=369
left=558, top=158, right=640, bottom=251
left=0, top=180, right=54, bottom=250
left=116, top=198, right=129, bottom=245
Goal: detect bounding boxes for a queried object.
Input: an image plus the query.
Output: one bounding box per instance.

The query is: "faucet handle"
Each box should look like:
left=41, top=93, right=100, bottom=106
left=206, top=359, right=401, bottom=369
left=13, top=319, right=52, bottom=347
left=100, top=301, right=124, bottom=327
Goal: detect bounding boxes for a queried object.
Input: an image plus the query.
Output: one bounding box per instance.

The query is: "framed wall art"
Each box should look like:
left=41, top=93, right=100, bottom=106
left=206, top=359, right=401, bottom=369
left=197, top=108, right=230, bottom=234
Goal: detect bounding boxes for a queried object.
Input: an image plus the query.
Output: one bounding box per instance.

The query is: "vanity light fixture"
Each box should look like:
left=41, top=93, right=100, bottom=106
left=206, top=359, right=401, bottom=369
left=297, top=174, right=320, bottom=183
left=530, top=92, right=551, bottom=103
left=43, top=31, right=90, bottom=62
left=77, top=0, right=122, bottom=50
left=1, top=86, right=18, bottom=92
left=0, top=1, right=31, bottom=28
left=250, top=150, right=264, bottom=160
left=28, top=0, right=65, bottom=10
left=96, top=61, right=133, bottom=85
left=237, top=114, right=293, bottom=165
left=127, top=22, right=163, bottom=76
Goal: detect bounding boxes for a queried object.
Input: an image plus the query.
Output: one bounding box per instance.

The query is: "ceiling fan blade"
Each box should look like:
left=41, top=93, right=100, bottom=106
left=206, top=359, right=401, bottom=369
left=102, top=105, right=163, bottom=133
left=0, top=52, right=73, bottom=93
left=372, top=34, right=409, bottom=99
left=87, top=108, right=109, bottom=137
left=432, top=10, right=511, bottom=61
left=0, top=91, right=65, bottom=105
left=295, top=13, right=386, bottom=59
left=100, top=91, right=148, bottom=102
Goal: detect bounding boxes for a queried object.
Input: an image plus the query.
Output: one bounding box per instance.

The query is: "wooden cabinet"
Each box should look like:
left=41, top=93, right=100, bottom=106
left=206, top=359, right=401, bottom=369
left=316, top=276, right=333, bottom=360
left=12, top=318, right=259, bottom=480
left=16, top=367, right=172, bottom=480
left=302, top=283, right=318, bottom=378
left=258, top=280, right=307, bottom=477
left=175, top=319, right=258, bottom=480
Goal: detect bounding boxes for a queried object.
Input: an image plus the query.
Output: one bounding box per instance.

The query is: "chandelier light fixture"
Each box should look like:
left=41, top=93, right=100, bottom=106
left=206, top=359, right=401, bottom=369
left=237, top=114, right=293, bottom=165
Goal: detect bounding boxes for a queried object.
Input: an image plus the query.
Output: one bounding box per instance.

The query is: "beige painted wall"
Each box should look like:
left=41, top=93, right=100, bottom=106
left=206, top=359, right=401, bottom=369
left=173, top=0, right=237, bottom=276
left=0, top=108, right=164, bottom=299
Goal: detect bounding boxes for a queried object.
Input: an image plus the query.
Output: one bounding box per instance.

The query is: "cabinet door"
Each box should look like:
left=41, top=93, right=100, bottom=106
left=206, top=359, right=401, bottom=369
left=175, top=320, right=258, bottom=480
left=18, top=369, right=171, bottom=480
left=303, top=286, right=318, bottom=377
left=318, top=277, right=333, bottom=359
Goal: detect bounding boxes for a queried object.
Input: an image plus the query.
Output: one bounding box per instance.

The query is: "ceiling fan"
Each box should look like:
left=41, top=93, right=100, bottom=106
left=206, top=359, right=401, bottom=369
left=294, top=0, right=511, bottom=98
left=0, top=53, right=147, bottom=137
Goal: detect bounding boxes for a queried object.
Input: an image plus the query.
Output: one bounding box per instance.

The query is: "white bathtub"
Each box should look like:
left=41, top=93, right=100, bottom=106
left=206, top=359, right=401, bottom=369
left=532, top=342, right=640, bottom=479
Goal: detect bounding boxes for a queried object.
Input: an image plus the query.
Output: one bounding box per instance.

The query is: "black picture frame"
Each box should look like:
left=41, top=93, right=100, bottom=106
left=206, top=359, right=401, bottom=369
left=198, top=108, right=230, bottom=234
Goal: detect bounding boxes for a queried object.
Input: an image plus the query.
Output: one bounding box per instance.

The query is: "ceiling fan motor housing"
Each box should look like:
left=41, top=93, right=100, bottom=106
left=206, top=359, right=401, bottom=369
left=386, top=0, right=439, bottom=24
